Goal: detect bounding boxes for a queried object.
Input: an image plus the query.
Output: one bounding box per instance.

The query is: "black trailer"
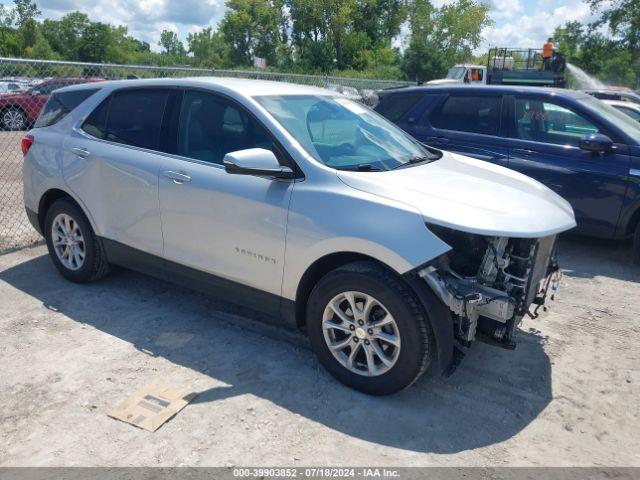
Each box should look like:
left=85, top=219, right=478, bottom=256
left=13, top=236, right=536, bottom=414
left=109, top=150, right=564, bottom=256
left=486, top=47, right=566, bottom=88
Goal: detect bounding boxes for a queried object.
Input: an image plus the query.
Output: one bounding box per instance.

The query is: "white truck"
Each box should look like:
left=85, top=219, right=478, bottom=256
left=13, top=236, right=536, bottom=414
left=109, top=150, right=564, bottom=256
left=427, top=64, right=491, bottom=86
left=427, top=48, right=566, bottom=88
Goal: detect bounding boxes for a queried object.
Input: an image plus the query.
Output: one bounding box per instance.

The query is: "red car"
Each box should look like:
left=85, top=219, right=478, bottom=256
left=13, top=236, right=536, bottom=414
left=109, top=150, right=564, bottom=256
left=0, top=77, right=104, bottom=130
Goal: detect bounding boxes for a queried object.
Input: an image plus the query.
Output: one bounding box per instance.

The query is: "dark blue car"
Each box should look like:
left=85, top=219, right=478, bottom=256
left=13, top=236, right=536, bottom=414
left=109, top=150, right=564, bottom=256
left=375, top=85, right=640, bottom=258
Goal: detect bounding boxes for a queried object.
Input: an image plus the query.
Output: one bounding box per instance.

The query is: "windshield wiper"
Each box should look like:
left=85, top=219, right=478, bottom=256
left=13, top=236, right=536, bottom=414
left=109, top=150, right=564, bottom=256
left=336, top=164, right=385, bottom=172
left=392, top=156, right=432, bottom=170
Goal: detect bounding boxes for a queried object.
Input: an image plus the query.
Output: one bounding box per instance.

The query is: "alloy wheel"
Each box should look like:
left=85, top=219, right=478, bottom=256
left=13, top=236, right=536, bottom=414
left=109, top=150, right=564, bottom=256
left=322, top=291, right=401, bottom=376
left=3, top=109, right=25, bottom=130
left=51, top=213, right=86, bottom=271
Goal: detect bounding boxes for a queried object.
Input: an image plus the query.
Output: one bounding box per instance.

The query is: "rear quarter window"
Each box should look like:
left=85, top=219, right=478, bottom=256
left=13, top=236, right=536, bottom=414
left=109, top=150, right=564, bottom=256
left=81, top=96, right=110, bottom=139
left=34, top=89, right=100, bottom=128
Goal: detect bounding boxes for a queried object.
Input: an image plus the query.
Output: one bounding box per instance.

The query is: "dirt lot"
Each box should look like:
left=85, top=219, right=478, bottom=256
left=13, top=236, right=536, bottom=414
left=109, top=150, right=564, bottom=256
left=0, top=236, right=639, bottom=467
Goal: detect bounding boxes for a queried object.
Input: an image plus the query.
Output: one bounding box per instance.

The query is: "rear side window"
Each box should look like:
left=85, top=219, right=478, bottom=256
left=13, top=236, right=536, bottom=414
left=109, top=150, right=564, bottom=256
left=430, top=95, right=501, bottom=136
left=104, top=89, right=170, bottom=150
left=82, top=96, right=110, bottom=139
left=375, top=93, right=424, bottom=122
left=34, top=89, right=99, bottom=128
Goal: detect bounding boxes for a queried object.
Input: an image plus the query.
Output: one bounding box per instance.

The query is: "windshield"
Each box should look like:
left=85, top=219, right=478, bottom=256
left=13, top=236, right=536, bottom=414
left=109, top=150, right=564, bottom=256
left=580, top=96, right=640, bottom=145
left=255, top=95, right=439, bottom=171
left=446, top=66, right=466, bottom=80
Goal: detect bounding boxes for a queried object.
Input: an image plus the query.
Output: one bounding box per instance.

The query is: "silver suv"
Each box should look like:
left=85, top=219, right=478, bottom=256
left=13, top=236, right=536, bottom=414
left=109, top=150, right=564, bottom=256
left=22, top=78, right=576, bottom=395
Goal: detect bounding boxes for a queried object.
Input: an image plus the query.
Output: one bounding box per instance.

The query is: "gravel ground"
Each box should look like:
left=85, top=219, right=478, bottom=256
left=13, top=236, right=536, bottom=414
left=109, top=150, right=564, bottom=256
left=0, top=236, right=638, bottom=467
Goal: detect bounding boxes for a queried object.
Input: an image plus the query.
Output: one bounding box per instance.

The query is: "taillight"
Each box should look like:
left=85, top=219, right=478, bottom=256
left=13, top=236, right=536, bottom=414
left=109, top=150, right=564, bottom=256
left=21, top=134, right=33, bottom=156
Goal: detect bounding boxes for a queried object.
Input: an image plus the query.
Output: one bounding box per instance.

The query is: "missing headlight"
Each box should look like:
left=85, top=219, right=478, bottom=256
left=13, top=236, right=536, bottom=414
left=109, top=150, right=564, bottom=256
left=422, top=223, right=558, bottom=348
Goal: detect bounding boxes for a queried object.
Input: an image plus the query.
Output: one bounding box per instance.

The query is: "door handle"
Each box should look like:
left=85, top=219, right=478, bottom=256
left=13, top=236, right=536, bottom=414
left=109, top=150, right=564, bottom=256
left=71, top=147, right=90, bottom=158
left=426, top=136, right=449, bottom=143
left=163, top=170, right=191, bottom=184
left=512, top=148, right=535, bottom=156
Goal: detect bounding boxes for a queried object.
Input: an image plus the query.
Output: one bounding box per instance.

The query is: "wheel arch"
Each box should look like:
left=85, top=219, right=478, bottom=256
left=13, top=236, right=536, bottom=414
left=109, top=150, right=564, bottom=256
left=294, top=252, right=392, bottom=330
left=624, top=204, right=640, bottom=238
left=38, top=188, right=84, bottom=233
left=294, top=252, right=455, bottom=375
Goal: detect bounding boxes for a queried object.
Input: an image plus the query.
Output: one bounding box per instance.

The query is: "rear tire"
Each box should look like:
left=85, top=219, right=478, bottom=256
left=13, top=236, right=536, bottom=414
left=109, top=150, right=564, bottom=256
left=306, top=261, right=433, bottom=395
left=44, top=198, right=110, bottom=283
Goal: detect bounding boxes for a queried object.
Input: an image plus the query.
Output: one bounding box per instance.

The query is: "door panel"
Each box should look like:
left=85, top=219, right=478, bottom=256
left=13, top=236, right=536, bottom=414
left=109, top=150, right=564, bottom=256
left=63, top=132, right=166, bottom=255
left=63, top=89, right=171, bottom=255
left=507, top=97, right=629, bottom=238
left=158, top=89, right=293, bottom=300
left=158, top=159, right=292, bottom=297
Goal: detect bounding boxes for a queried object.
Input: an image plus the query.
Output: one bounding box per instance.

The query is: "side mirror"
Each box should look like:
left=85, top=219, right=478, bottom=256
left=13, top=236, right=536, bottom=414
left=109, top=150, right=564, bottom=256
left=579, top=133, right=613, bottom=153
left=223, top=148, right=294, bottom=179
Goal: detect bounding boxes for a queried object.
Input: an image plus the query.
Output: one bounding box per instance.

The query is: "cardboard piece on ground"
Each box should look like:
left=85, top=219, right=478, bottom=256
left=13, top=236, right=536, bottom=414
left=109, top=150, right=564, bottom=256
left=108, top=379, right=197, bottom=432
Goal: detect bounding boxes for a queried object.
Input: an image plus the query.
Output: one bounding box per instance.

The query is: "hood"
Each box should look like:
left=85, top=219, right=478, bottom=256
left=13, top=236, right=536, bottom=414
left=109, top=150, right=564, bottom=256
left=336, top=152, right=576, bottom=238
left=426, top=78, right=461, bottom=86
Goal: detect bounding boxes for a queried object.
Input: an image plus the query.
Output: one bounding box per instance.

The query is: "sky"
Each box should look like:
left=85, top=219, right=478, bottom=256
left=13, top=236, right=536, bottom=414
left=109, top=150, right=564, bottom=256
left=32, top=0, right=600, bottom=54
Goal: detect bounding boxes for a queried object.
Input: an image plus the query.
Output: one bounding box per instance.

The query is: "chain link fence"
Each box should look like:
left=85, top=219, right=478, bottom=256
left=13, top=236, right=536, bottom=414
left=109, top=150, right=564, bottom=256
left=0, top=57, right=410, bottom=253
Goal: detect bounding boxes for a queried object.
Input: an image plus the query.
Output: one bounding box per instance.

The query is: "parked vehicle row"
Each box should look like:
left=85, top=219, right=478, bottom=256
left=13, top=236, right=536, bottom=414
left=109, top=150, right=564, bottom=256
left=1, top=77, right=104, bottom=130
left=0, top=80, right=25, bottom=94
left=22, top=78, right=575, bottom=395
left=604, top=99, right=640, bottom=123
left=375, top=85, right=640, bottom=259
left=583, top=88, right=640, bottom=105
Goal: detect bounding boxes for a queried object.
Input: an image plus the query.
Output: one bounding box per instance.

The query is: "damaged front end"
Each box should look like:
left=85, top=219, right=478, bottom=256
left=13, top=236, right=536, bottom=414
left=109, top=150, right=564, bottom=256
left=419, top=224, right=561, bottom=350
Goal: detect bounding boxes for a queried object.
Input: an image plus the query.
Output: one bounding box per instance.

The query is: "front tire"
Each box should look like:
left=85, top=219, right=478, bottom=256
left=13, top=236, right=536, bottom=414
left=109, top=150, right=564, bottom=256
left=306, top=261, right=433, bottom=395
left=44, top=198, right=110, bottom=283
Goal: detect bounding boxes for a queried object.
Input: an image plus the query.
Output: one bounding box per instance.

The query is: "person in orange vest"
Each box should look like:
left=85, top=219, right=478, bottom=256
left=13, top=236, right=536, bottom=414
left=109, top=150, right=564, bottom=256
left=542, top=38, right=554, bottom=71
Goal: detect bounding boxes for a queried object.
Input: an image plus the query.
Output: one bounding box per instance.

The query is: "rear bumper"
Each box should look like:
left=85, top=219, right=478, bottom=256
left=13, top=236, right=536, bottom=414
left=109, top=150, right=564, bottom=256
left=25, top=207, right=42, bottom=235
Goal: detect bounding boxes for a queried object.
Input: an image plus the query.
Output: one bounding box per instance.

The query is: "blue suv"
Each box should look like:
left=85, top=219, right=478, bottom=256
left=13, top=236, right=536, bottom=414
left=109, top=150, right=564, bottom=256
left=375, top=85, right=640, bottom=258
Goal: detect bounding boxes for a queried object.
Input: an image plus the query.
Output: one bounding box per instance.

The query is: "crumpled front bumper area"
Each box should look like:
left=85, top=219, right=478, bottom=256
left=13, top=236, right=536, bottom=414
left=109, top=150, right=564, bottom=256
left=420, top=225, right=559, bottom=349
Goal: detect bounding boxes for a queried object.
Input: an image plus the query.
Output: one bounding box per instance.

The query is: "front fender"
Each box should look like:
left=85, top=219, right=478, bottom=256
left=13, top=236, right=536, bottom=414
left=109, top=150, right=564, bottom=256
left=281, top=182, right=451, bottom=300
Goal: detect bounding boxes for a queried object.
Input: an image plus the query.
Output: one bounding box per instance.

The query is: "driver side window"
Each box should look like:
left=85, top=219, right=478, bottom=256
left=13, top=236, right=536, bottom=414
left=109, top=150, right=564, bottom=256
left=514, top=98, right=599, bottom=147
left=177, top=90, right=275, bottom=165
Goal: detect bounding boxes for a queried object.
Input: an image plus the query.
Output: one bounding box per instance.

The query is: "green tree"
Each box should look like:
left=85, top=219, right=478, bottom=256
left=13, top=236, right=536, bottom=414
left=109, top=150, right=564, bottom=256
left=25, top=29, right=58, bottom=59
left=11, top=0, right=39, bottom=52
left=41, top=12, right=91, bottom=60
left=187, top=27, right=227, bottom=67
left=78, top=22, right=111, bottom=62
left=589, top=0, right=640, bottom=53
left=158, top=29, right=186, bottom=57
left=553, top=19, right=638, bottom=87
left=0, top=4, right=20, bottom=56
left=287, top=0, right=380, bottom=71
left=401, top=0, right=491, bottom=82
left=287, top=0, right=332, bottom=71
left=353, top=0, right=406, bottom=48
left=13, top=0, right=39, bottom=28
left=221, top=0, right=285, bottom=67
left=554, top=20, right=584, bottom=59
